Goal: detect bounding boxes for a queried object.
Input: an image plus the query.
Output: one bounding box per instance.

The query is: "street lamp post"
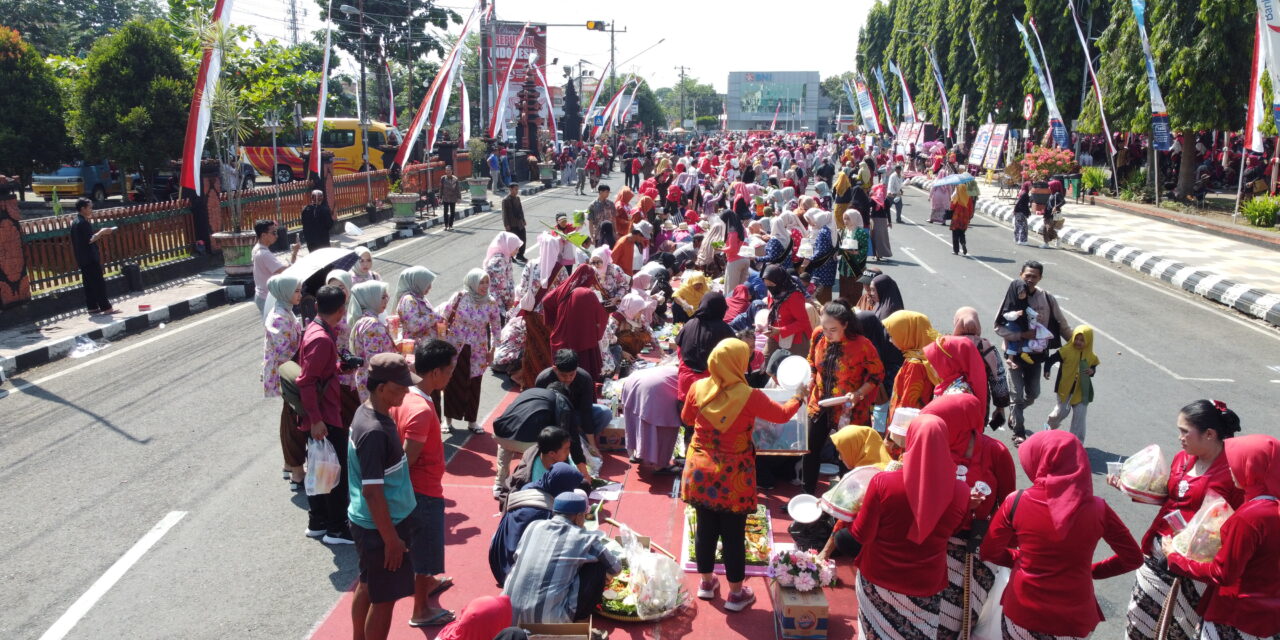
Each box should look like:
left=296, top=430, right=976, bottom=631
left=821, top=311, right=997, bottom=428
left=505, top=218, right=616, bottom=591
left=263, top=112, right=283, bottom=217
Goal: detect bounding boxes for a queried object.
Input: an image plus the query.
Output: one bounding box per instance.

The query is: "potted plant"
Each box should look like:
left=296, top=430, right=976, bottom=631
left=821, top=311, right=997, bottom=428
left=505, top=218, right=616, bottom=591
left=387, top=176, right=418, bottom=228
left=204, top=23, right=257, bottom=276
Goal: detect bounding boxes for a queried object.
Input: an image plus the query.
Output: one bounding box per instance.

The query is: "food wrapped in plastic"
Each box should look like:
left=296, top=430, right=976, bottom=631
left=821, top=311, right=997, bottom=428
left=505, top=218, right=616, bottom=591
left=1119, top=444, right=1170, bottom=504
left=1171, top=491, right=1235, bottom=563
left=752, top=388, right=809, bottom=454
left=601, top=527, right=685, bottom=620
left=305, top=438, right=342, bottom=496
left=819, top=466, right=882, bottom=522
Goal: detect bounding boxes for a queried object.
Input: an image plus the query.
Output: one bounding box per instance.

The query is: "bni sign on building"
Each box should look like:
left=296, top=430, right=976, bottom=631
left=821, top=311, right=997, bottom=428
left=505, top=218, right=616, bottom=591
left=726, top=71, right=833, bottom=133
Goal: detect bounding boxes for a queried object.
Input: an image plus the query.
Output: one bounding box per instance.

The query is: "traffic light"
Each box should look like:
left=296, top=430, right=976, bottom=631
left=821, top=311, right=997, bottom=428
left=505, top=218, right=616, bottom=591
left=586, top=20, right=607, bottom=31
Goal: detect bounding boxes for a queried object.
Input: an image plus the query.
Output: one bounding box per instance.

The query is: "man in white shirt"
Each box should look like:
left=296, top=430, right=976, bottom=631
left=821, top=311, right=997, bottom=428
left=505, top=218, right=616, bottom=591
left=252, top=219, right=300, bottom=315
left=886, top=165, right=905, bottom=223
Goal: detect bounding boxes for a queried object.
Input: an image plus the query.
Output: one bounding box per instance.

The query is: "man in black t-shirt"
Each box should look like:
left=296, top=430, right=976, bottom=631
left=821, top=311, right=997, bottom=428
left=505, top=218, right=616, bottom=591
left=69, top=197, right=115, bottom=314
left=534, top=350, right=613, bottom=459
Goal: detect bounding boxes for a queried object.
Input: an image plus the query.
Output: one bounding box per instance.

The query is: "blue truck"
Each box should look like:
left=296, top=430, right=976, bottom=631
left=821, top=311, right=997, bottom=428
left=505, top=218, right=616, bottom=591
left=32, top=161, right=124, bottom=203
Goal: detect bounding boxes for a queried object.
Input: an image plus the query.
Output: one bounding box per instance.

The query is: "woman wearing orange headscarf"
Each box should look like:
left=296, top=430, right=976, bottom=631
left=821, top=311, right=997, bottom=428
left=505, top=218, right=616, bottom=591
left=881, top=311, right=940, bottom=425
left=844, top=415, right=970, bottom=640
left=614, top=186, right=635, bottom=237
left=949, top=183, right=974, bottom=256
left=682, top=339, right=805, bottom=614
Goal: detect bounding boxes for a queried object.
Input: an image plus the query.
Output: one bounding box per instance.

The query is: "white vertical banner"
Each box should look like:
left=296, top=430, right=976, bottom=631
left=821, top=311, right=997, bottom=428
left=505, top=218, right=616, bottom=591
left=1255, top=0, right=1280, bottom=131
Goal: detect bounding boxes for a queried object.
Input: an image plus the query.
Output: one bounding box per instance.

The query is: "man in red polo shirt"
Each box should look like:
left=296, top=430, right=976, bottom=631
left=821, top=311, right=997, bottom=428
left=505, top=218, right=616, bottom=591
left=388, top=338, right=458, bottom=628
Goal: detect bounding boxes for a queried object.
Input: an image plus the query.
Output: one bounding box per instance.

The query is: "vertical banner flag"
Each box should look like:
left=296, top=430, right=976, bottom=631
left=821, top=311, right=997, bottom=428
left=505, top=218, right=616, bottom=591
left=1014, top=18, right=1069, bottom=148
left=591, top=78, right=633, bottom=139
left=769, top=100, right=782, bottom=131
left=310, top=15, right=333, bottom=177
left=958, top=95, right=967, bottom=146
left=722, top=97, right=728, bottom=131
left=925, top=48, right=951, bottom=138
left=1027, top=17, right=1056, bottom=99
left=1254, top=0, right=1280, bottom=132
left=1247, top=13, right=1267, bottom=153
left=458, top=76, right=470, bottom=147
left=1067, top=0, right=1116, bottom=156
left=887, top=60, right=917, bottom=123
left=487, top=21, right=532, bottom=139
left=967, top=30, right=981, bottom=60
left=179, top=0, right=235, bottom=193
left=872, top=67, right=896, bottom=135
left=854, top=78, right=881, bottom=134
left=1130, top=0, right=1172, bottom=150
left=530, top=64, right=558, bottom=150
left=395, top=1, right=479, bottom=167
left=385, top=60, right=396, bottom=127
left=582, top=61, right=611, bottom=124
left=617, top=81, right=642, bottom=128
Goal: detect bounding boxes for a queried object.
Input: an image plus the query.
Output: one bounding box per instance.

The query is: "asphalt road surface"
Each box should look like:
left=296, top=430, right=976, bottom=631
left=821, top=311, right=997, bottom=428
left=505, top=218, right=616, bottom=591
left=2, top=181, right=1278, bottom=639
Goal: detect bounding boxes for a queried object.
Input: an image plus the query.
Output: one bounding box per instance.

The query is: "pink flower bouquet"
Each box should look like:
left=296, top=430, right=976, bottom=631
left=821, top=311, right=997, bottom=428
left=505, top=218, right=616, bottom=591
left=768, top=548, right=837, bottom=592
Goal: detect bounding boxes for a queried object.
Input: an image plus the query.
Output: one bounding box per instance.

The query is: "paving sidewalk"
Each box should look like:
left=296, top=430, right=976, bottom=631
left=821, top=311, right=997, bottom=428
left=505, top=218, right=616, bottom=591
left=907, top=176, right=1280, bottom=326
left=0, top=182, right=552, bottom=378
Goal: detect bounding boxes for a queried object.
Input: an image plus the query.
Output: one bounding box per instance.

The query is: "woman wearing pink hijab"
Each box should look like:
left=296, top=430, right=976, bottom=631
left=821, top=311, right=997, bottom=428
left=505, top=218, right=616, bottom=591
left=929, top=168, right=954, bottom=224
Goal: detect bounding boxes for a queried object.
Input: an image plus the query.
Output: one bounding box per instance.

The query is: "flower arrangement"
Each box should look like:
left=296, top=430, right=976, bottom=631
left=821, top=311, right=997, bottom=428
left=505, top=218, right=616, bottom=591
left=768, top=548, right=836, bottom=592
left=1019, top=146, right=1079, bottom=183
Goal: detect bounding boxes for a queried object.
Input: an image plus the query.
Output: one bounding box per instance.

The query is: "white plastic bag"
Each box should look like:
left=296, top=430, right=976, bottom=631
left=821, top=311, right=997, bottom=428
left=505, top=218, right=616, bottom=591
left=972, top=564, right=1010, bottom=640
left=820, top=465, right=881, bottom=522
left=618, top=527, right=684, bottom=619
left=1119, top=444, right=1170, bottom=504
left=344, top=221, right=363, bottom=236
left=1171, top=491, right=1234, bottom=562
left=582, top=436, right=603, bottom=478
left=305, top=438, right=342, bottom=496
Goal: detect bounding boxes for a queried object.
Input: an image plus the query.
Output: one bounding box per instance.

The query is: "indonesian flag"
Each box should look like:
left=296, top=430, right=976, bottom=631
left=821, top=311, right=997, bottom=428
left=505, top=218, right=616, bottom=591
left=1247, top=13, right=1267, bottom=153
left=582, top=62, right=611, bottom=125
left=459, top=76, right=470, bottom=147
left=310, top=20, right=333, bottom=177
left=769, top=100, right=781, bottom=131
left=591, top=78, right=633, bottom=139
left=179, top=0, right=235, bottom=194
left=394, top=1, right=480, bottom=168
left=530, top=64, right=558, bottom=151
left=487, top=22, right=532, bottom=139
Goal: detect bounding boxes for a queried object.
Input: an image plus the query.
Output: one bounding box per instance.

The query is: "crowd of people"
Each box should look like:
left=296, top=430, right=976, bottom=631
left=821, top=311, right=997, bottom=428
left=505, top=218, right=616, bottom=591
left=251, top=130, right=1277, bottom=640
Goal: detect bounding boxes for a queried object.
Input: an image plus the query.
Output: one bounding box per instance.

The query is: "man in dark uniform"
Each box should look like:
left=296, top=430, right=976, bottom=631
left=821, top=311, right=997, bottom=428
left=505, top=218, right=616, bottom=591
left=69, top=197, right=116, bottom=314
left=299, top=190, right=333, bottom=251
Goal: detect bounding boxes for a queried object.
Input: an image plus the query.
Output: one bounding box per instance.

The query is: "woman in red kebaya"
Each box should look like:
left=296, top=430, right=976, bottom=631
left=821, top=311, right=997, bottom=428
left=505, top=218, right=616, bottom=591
left=841, top=414, right=969, bottom=640
left=1122, top=400, right=1244, bottom=640
left=919, top=393, right=1016, bottom=640
left=1166, top=433, right=1280, bottom=640
left=981, top=430, right=1143, bottom=640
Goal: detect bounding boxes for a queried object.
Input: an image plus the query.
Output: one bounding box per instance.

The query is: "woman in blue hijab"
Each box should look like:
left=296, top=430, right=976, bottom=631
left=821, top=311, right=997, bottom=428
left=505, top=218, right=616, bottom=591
left=488, top=462, right=585, bottom=585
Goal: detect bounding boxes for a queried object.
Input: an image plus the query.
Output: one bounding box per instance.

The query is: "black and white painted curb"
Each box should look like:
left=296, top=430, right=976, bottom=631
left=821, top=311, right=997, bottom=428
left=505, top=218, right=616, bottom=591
left=0, top=183, right=556, bottom=379
left=906, top=176, right=1280, bottom=327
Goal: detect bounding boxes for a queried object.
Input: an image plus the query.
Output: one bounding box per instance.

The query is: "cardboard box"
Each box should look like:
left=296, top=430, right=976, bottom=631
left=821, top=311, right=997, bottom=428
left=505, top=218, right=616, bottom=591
left=770, top=579, right=829, bottom=640
left=519, top=618, right=593, bottom=640
left=598, top=425, right=627, bottom=452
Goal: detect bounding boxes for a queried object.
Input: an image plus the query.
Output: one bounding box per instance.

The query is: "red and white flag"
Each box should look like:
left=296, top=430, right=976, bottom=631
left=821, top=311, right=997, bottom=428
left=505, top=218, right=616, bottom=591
left=769, top=100, right=781, bottom=131
left=530, top=64, right=558, bottom=150
left=179, top=0, right=235, bottom=194
left=394, top=1, right=480, bottom=167
left=1247, top=13, right=1268, bottom=153
left=458, top=76, right=470, bottom=147
left=487, top=21, right=532, bottom=139
left=309, top=19, right=333, bottom=177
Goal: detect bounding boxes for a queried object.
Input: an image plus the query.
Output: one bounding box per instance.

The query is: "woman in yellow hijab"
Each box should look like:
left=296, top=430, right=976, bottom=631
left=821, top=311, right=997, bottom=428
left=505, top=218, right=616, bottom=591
left=1043, top=325, right=1100, bottom=441
left=830, top=425, right=892, bottom=469
left=671, top=273, right=710, bottom=322
left=832, top=170, right=853, bottom=232
left=881, top=310, right=941, bottom=426
left=681, top=339, right=805, bottom=606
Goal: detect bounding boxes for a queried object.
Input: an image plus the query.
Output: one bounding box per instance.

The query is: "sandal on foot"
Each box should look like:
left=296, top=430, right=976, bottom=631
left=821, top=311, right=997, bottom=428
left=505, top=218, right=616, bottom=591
left=467, top=422, right=485, bottom=434
left=408, top=609, right=455, bottom=628
left=428, top=576, right=454, bottom=596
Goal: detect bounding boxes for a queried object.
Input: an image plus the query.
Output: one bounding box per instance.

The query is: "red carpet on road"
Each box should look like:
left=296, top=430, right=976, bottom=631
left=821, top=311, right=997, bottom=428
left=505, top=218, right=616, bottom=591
left=308, top=388, right=859, bottom=640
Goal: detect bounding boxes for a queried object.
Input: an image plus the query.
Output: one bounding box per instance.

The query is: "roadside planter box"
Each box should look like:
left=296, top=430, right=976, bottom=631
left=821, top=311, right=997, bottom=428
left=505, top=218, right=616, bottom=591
left=770, top=579, right=829, bottom=640
left=388, top=193, right=418, bottom=227
left=467, top=178, right=489, bottom=205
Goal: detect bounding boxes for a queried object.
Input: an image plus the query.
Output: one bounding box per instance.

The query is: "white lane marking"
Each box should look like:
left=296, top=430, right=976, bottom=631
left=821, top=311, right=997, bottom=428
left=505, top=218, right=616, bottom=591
left=900, top=210, right=1235, bottom=383
left=965, top=200, right=1280, bottom=344
left=5, top=191, right=550, bottom=392
left=39, top=511, right=187, bottom=640
left=899, top=247, right=937, bottom=274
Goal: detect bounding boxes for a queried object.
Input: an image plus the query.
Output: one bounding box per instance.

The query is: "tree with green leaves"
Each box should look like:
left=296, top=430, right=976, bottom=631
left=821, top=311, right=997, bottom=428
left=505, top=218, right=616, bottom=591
left=72, top=19, right=190, bottom=197
left=970, top=0, right=1029, bottom=126
left=5, top=0, right=164, bottom=57
left=560, top=79, right=583, bottom=142
left=0, top=26, right=69, bottom=197
left=317, top=0, right=459, bottom=122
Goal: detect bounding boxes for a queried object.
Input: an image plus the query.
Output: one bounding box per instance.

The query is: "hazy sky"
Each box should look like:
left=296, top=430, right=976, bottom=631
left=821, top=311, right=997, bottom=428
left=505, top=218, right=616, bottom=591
left=230, top=0, right=878, bottom=90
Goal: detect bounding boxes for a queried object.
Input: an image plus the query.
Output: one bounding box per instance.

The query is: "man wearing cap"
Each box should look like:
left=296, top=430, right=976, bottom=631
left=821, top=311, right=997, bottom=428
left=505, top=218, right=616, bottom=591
left=586, top=184, right=614, bottom=247
left=348, top=353, right=419, bottom=640
left=502, top=491, right=621, bottom=625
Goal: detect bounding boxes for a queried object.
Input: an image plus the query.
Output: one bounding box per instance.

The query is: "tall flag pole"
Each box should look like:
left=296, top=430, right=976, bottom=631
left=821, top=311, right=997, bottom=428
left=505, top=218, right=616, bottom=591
left=1129, top=0, right=1172, bottom=151
left=591, top=78, right=633, bottom=139
left=887, top=60, right=917, bottom=124
left=1014, top=17, right=1069, bottom=148
left=1066, top=0, right=1120, bottom=191
left=582, top=62, right=612, bottom=124
left=872, top=67, right=896, bottom=134
left=179, top=0, right=235, bottom=194
left=529, top=63, right=559, bottom=151
left=394, top=1, right=480, bottom=167
left=1027, top=17, right=1056, bottom=100
left=310, top=7, right=334, bottom=178
left=616, top=80, right=642, bottom=129
left=769, top=100, right=782, bottom=131
left=487, top=21, right=532, bottom=139
left=967, top=30, right=981, bottom=61
left=1240, top=13, right=1268, bottom=216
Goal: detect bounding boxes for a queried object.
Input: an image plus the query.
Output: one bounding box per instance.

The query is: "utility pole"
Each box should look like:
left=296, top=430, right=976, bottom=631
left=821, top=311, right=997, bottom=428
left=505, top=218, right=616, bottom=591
left=610, top=23, right=615, bottom=89
left=675, top=65, right=689, bottom=127
left=287, top=0, right=300, bottom=44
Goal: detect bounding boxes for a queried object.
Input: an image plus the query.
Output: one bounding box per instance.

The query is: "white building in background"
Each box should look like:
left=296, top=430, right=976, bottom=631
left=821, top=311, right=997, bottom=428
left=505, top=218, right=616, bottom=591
left=725, top=71, right=833, bottom=133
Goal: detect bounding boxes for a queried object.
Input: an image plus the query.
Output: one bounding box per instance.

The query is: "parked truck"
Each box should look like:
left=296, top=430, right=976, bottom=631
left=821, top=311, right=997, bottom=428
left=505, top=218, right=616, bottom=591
left=32, top=161, right=124, bottom=203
